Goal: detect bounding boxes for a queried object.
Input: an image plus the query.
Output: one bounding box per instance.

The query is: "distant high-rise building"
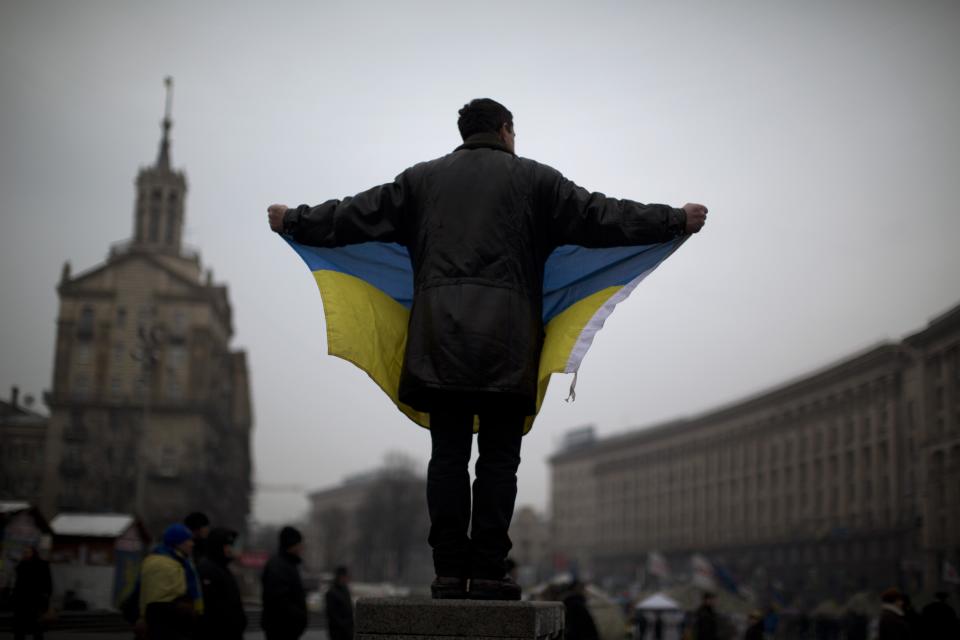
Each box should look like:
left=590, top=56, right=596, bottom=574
left=550, top=302, right=960, bottom=597
left=40, top=79, right=252, bottom=536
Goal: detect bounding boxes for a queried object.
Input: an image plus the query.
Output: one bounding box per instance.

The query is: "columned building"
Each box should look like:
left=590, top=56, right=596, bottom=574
left=550, top=302, right=960, bottom=598
left=40, top=80, right=253, bottom=536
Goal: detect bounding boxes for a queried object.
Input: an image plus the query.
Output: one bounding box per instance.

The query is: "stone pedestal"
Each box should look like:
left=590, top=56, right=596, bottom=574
left=356, top=597, right=565, bottom=640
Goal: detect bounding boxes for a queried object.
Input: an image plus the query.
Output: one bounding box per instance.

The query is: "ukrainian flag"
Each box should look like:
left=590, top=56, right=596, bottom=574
left=285, top=237, right=687, bottom=432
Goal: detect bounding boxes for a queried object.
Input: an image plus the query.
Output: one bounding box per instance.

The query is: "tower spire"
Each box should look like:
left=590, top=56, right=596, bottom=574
left=156, top=76, right=174, bottom=170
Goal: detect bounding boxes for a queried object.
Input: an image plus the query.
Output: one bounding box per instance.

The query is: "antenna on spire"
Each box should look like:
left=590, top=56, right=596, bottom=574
left=156, top=76, right=174, bottom=170
left=163, top=76, right=174, bottom=123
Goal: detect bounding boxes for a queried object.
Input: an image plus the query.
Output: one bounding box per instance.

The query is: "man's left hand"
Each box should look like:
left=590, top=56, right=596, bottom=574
left=267, top=204, right=288, bottom=233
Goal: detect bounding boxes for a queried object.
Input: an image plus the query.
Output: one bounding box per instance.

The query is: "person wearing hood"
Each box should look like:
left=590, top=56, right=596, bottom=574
left=878, top=588, right=912, bottom=640
left=139, top=523, right=203, bottom=640
left=261, top=526, right=308, bottom=640
left=197, top=527, right=247, bottom=640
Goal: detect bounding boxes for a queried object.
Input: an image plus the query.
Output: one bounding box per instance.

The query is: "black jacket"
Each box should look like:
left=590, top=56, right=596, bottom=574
left=12, top=555, right=51, bottom=619
left=261, top=551, right=307, bottom=639
left=284, top=133, right=686, bottom=415
left=325, top=582, right=354, bottom=640
left=197, top=529, right=247, bottom=640
left=878, top=607, right=911, bottom=640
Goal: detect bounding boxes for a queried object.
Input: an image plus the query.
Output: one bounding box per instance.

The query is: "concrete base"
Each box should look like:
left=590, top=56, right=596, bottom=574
left=356, top=597, right=565, bottom=640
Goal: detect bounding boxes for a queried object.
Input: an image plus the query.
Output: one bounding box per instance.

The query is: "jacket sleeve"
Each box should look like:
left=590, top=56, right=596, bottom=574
left=282, top=173, right=409, bottom=247
left=537, top=165, right=686, bottom=248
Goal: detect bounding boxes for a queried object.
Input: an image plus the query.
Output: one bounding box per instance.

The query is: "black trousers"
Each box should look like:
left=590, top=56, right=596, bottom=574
left=427, top=410, right=524, bottom=579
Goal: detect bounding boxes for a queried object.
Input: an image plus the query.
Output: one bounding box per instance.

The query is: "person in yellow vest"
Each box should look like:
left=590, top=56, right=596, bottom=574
left=138, top=523, right=204, bottom=640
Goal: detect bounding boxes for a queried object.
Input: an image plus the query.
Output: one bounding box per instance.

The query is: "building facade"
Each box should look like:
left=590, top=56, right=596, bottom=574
left=39, top=84, right=253, bottom=537
left=550, top=302, right=960, bottom=598
left=307, top=457, right=431, bottom=586
left=0, top=387, right=48, bottom=505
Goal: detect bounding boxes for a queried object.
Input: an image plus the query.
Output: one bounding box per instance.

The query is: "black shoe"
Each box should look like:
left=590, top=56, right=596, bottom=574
left=468, top=576, right=522, bottom=601
left=431, top=576, right=469, bottom=599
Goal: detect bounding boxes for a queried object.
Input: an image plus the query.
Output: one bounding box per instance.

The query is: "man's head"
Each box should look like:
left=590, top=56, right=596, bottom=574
left=163, top=523, right=195, bottom=556
left=279, top=525, right=303, bottom=557
left=184, top=511, right=210, bottom=539
left=457, top=98, right=515, bottom=153
left=881, top=587, right=903, bottom=607
left=701, top=591, right=716, bottom=608
left=208, top=527, right=238, bottom=561
left=334, top=565, right=350, bottom=585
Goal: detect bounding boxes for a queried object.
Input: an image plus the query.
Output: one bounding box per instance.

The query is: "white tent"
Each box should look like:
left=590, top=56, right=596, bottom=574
left=636, top=593, right=681, bottom=611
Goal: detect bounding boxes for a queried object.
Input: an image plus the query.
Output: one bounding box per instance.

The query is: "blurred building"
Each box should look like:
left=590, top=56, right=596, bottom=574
left=306, top=456, right=431, bottom=586
left=550, top=301, right=960, bottom=596
left=0, top=387, right=48, bottom=505
left=508, top=505, right=551, bottom=585
left=39, top=83, right=253, bottom=537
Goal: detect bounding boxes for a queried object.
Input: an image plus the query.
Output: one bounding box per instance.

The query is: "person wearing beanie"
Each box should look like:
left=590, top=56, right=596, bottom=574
left=138, top=523, right=204, bottom=639
left=261, top=526, right=307, bottom=640
left=325, top=566, right=354, bottom=640
left=197, top=527, right=247, bottom=640
left=184, top=511, right=211, bottom=561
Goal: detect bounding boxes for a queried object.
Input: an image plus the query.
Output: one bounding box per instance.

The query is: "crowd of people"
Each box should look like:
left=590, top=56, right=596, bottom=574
left=124, top=512, right=352, bottom=640
left=631, top=589, right=960, bottom=640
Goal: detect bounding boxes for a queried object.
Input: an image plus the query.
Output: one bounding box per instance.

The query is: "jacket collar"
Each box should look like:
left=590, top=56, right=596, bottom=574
left=881, top=603, right=904, bottom=616
left=455, top=132, right=514, bottom=155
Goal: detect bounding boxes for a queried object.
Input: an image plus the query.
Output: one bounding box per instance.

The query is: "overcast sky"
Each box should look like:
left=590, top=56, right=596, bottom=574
left=2, top=1, right=958, bottom=525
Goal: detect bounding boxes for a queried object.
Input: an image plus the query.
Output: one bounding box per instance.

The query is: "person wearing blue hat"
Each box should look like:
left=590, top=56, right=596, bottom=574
left=138, top=523, right=204, bottom=639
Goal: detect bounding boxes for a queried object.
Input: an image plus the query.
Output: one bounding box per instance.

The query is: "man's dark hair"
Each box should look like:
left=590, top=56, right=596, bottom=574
left=457, top=98, right=513, bottom=140
left=184, top=511, right=209, bottom=531
left=334, top=565, right=349, bottom=579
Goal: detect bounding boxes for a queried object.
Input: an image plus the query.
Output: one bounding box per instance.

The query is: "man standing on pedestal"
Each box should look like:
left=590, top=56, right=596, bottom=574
left=268, top=98, right=707, bottom=600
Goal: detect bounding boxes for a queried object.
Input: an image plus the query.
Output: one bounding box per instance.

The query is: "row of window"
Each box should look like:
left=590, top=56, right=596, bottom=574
left=77, top=305, right=190, bottom=337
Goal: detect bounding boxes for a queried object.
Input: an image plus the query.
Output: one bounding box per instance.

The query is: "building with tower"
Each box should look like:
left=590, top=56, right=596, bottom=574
left=39, top=79, right=253, bottom=537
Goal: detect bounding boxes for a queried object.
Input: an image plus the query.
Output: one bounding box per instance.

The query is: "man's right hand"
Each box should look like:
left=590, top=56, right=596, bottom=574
left=267, top=204, right=289, bottom=233
left=682, top=203, right=708, bottom=234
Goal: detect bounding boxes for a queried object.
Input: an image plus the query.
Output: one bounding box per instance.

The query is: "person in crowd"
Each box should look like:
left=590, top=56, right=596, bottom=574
left=548, top=579, right=598, bottom=640
left=651, top=611, right=663, bottom=640
left=634, top=608, right=647, bottom=640
left=325, top=565, right=354, bottom=640
left=878, top=588, right=911, bottom=640
left=693, top=592, right=719, bottom=640
left=12, top=545, right=52, bottom=640
left=197, top=527, right=247, bottom=640
left=900, top=594, right=922, bottom=638
left=184, top=511, right=211, bottom=562
left=139, top=523, right=203, bottom=640
left=261, top=526, right=308, bottom=640
left=921, top=591, right=960, bottom=639
left=743, top=610, right=764, bottom=640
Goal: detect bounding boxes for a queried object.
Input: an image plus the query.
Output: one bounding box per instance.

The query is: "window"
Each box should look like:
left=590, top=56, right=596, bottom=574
left=73, top=374, right=90, bottom=398
left=116, top=306, right=127, bottom=327
left=165, top=212, right=176, bottom=244
left=149, top=208, right=160, bottom=242
left=172, top=310, right=186, bottom=336
left=77, top=306, right=95, bottom=339
left=76, top=344, right=91, bottom=365
left=158, top=445, right=179, bottom=477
